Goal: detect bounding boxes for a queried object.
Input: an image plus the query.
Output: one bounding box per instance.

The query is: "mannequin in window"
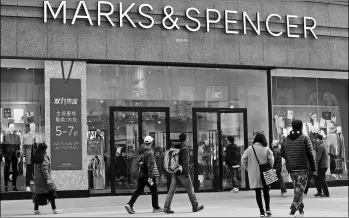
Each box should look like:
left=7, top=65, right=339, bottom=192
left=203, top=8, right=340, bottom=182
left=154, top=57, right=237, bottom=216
left=2, top=124, right=21, bottom=191
left=22, top=123, right=42, bottom=191
left=336, top=127, right=346, bottom=179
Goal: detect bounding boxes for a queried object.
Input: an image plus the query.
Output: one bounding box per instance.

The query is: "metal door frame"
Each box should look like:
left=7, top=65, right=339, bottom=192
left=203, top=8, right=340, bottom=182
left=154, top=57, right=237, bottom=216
left=109, top=107, right=170, bottom=194
left=192, top=108, right=248, bottom=191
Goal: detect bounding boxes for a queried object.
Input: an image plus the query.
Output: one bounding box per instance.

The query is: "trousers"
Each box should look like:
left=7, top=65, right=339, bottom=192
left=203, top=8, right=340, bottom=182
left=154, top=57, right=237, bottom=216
left=290, top=171, right=308, bottom=213
left=316, top=168, right=329, bottom=195
left=254, top=187, right=270, bottom=214
left=128, top=176, right=160, bottom=209
left=4, top=153, right=18, bottom=188
left=164, top=174, right=199, bottom=210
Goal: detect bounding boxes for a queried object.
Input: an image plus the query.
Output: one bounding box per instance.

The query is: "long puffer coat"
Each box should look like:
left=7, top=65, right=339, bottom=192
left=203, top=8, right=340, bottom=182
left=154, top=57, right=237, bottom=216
left=34, top=155, right=56, bottom=194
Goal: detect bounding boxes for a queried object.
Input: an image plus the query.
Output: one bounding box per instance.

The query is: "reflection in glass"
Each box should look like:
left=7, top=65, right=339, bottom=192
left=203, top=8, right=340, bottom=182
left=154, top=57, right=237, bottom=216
left=87, top=64, right=269, bottom=192
left=114, top=111, right=139, bottom=192
left=272, top=71, right=348, bottom=182
left=196, top=112, right=218, bottom=190
left=221, top=113, right=246, bottom=189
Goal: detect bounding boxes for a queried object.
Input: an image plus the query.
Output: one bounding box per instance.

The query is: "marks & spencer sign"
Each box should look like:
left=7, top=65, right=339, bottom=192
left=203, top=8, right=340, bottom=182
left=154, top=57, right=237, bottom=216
left=44, top=1, right=318, bottom=39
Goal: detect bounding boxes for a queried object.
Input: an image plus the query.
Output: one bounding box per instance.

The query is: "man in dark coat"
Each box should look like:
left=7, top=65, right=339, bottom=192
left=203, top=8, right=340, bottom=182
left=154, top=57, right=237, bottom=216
left=225, top=136, right=241, bottom=192
left=125, top=136, right=163, bottom=214
left=314, top=133, right=330, bottom=197
left=272, top=140, right=287, bottom=197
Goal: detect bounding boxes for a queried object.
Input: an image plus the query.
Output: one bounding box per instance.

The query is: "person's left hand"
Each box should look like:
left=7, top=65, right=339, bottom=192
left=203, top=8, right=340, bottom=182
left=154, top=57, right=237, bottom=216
left=148, top=178, right=154, bottom=186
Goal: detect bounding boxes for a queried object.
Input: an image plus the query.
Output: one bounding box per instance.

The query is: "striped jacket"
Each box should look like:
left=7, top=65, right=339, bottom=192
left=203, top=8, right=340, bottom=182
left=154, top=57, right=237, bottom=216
left=281, top=132, right=317, bottom=173
left=138, top=144, right=160, bottom=179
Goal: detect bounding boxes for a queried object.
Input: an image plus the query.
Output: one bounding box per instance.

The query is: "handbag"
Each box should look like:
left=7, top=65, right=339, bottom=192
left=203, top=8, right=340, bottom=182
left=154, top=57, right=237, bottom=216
left=252, top=145, right=278, bottom=187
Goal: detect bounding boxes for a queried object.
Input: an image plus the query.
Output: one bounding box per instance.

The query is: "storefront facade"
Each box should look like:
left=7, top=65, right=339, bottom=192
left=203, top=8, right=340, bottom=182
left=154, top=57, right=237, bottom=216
left=1, top=0, right=348, bottom=200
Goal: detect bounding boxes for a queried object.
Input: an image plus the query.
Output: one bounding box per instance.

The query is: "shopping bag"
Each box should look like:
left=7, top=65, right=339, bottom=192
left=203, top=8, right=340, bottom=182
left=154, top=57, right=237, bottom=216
left=334, top=159, right=343, bottom=174
left=252, top=146, right=278, bottom=186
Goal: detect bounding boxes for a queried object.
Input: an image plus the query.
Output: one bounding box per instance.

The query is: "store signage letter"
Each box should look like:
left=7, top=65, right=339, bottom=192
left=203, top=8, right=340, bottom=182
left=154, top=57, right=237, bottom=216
left=43, top=1, right=318, bottom=39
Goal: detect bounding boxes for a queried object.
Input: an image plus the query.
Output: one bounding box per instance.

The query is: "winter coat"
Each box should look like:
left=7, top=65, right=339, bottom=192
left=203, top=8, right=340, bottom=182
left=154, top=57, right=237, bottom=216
left=241, top=143, right=274, bottom=189
left=22, top=133, right=41, bottom=164
left=281, top=132, right=317, bottom=173
left=315, top=140, right=328, bottom=169
left=33, top=154, right=55, bottom=194
left=138, top=144, right=159, bottom=179
left=272, top=145, right=283, bottom=172
left=174, top=142, right=190, bottom=177
left=225, top=143, right=241, bottom=167
left=2, top=132, right=20, bottom=158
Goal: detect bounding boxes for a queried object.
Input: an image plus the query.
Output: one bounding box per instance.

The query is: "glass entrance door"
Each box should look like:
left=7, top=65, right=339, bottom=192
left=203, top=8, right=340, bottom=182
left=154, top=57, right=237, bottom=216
left=110, top=107, right=170, bottom=194
left=192, top=108, right=248, bottom=192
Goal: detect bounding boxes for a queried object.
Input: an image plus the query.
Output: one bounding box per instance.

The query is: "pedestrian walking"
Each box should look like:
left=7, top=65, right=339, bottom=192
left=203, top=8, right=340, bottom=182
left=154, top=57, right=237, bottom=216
left=241, top=133, right=274, bottom=217
left=32, top=143, right=62, bottom=215
left=163, top=133, right=204, bottom=214
left=313, top=133, right=330, bottom=197
left=225, top=136, right=241, bottom=192
left=281, top=119, right=317, bottom=217
left=304, top=128, right=317, bottom=196
left=125, top=136, right=163, bottom=214
left=271, top=140, right=287, bottom=197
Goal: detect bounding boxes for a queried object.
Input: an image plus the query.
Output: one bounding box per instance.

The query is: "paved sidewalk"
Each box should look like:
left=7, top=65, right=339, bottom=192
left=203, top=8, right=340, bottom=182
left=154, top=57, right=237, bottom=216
left=1, top=187, right=348, bottom=217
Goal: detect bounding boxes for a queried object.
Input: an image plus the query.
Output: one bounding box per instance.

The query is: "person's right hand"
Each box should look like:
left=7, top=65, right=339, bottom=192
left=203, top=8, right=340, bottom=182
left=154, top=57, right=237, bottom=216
left=23, top=157, right=26, bottom=163
left=312, top=171, right=318, bottom=176
left=2, top=157, right=4, bottom=162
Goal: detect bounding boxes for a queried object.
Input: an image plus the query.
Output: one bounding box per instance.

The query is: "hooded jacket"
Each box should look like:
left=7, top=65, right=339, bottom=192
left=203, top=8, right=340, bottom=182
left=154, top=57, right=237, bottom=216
left=174, top=142, right=190, bottom=177
left=281, top=131, right=317, bottom=173
left=138, top=144, right=159, bottom=179
left=225, top=143, right=241, bottom=167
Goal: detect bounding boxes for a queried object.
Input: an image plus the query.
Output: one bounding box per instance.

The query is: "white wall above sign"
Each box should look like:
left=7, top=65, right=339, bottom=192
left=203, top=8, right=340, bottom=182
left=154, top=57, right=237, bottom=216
left=44, top=1, right=318, bottom=39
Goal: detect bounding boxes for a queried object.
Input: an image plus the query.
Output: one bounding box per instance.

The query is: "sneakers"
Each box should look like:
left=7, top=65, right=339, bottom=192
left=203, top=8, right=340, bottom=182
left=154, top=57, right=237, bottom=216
left=125, top=204, right=135, bottom=214
left=153, top=208, right=164, bottom=213
left=266, top=210, right=272, bottom=216
left=260, top=213, right=266, bottom=217
left=281, top=192, right=287, bottom=197
left=164, top=209, right=174, bottom=214
left=193, top=205, right=204, bottom=212
left=289, top=211, right=303, bottom=217
left=231, top=187, right=239, bottom=193
left=314, top=193, right=322, bottom=197
left=52, top=209, right=63, bottom=214
left=321, top=194, right=330, bottom=197
left=33, top=210, right=43, bottom=215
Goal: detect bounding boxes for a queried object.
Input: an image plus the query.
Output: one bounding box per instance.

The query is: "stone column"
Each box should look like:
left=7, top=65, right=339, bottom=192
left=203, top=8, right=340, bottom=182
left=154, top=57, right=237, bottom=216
left=45, top=61, right=88, bottom=190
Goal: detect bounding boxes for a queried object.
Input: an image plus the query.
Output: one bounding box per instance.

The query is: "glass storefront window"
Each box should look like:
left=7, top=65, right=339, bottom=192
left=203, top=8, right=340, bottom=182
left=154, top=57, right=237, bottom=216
left=272, top=69, right=348, bottom=181
left=87, top=64, right=268, bottom=193
left=1, top=59, right=45, bottom=192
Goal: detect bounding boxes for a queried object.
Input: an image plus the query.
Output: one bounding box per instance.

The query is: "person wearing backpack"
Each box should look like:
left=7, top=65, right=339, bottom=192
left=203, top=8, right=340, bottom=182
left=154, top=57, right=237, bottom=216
left=125, top=136, right=163, bottom=214
left=163, top=133, right=204, bottom=214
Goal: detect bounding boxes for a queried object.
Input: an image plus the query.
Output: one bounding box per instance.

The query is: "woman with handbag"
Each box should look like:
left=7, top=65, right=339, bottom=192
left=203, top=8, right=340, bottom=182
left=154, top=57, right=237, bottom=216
left=32, top=143, right=62, bottom=215
left=242, top=133, right=274, bottom=217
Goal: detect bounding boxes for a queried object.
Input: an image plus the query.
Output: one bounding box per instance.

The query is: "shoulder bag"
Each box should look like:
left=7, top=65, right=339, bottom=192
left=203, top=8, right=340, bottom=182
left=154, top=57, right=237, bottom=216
left=252, top=145, right=278, bottom=187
